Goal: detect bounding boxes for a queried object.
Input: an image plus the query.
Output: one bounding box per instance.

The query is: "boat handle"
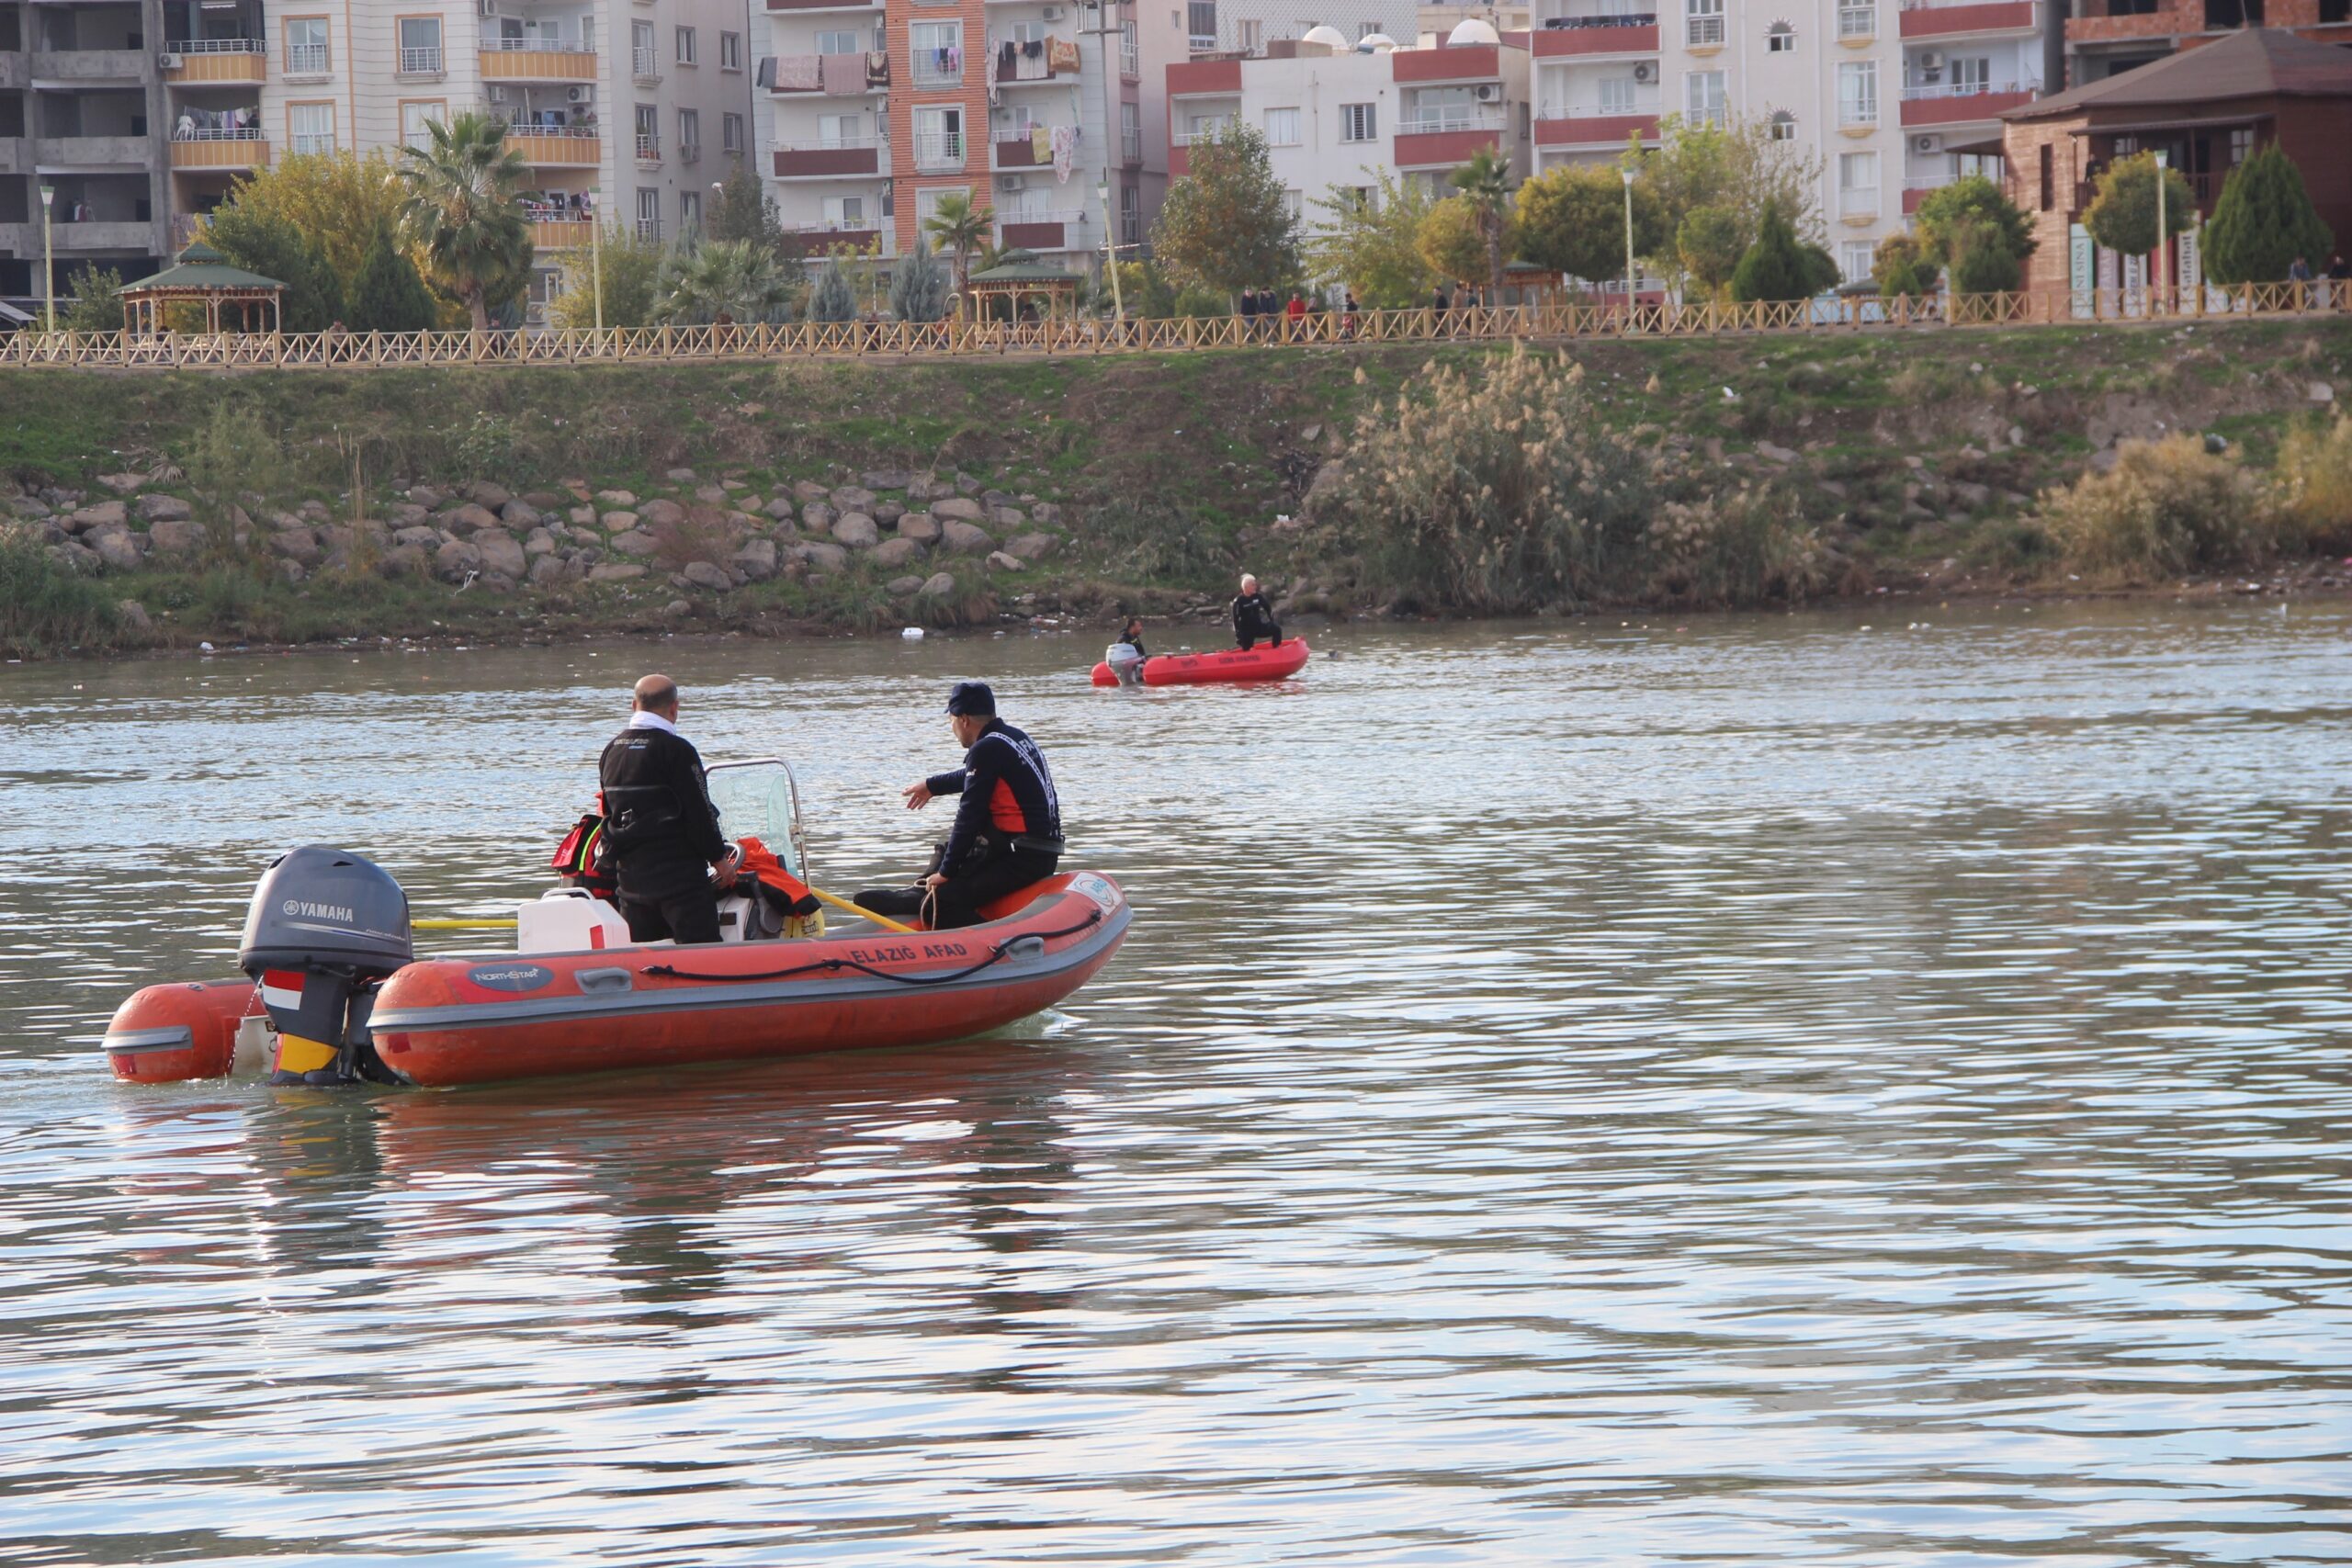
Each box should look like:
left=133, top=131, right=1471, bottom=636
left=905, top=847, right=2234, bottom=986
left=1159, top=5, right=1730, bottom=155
left=1001, top=935, right=1046, bottom=963
left=577, top=968, right=635, bottom=994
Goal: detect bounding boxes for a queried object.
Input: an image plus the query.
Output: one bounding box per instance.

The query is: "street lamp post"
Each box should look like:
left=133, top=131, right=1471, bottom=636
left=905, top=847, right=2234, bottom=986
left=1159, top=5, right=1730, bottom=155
left=2152, top=149, right=2168, bottom=316
left=588, top=186, right=604, bottom=334
left=1097, top=178, right=1125, bottom=325
left=1084, top=0, right=1125, bottom=324
left=1620, top=167, right=1635, bottom=325
left=39, top=184, right=57, bottom=335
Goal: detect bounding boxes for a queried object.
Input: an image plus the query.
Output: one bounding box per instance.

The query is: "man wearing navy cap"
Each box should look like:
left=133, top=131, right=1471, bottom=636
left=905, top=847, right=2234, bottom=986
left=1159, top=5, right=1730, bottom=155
left=857, top=681, right=1064, bottom=929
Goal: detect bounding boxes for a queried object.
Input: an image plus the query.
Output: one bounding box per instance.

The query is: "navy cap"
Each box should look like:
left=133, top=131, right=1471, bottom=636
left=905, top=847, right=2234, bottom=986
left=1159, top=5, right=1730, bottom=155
left=946, top=680, right=996, bottom=716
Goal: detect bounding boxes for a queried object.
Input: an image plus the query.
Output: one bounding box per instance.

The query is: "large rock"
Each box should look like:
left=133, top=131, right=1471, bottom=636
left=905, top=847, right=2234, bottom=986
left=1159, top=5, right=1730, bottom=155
left=392, top=525, right=440, bottom=548
left=665, top=467, right=698, bottom=483
left=146, top=518, right=208, bottom=557
left=932, top=497, right=985, bottom=523
left=269, top=527, right=323, bottom=567
left=989, top=505, right=1027, bottom=529
left=501, top=500, right=542, bottom=530
left=682, top=560, right=731, bottom=592
left=528, top=553, right=576, bottom=587
left=66, top=500, right=128, bottom=533
left=794, top=540, right=849, bottom=573
left=897, top=512, right=941, bottom=545
left=466, top=480, right=514, bottom=510
left=639, top=499, right=685, bottom=529
left=801, top=502, right=836, bottom=534
left=764, top=496, right=797, bottom=523
left=1031, top=502, right=1063, bottom=527
left=96, top=472, right=148, bottom=496
left=434, top=538, right=483, bottom=581
left=524, top=527, right=559, bottom=557
left=694, top=485, right=729, bottom=506
left=116, top=599, right=153, bottom=633
left=872, top=500, right=907, bottom=526
left=601, top=510, right=639, bottom=534
left=830, top=485, right=876, bottom=513
left=445, top=502, right=501, bottom=536
left=51, top=540, right=100, bottom=574
left=831, top=513, right=880, bottom=548
left=939, top=520, right=995, bottom=556
left=474, top=529, right=527, bottom=579
left=987, top=550, right=1026, bottom=573
left=609, top=529, right=658, bottom=558
left=379, top=544, right=430, bottom=579
left=732, top=538, right=779, bottom=581
left=906, top=473, right=951, bottom=502
left=1004, top=532, right=1057, bottom=562
left=871, top=537, right=923, bottom=570
left=792, top=479, right=831, bottom=503
left=407, top=485, right=448, bottom=510
left=137, top=492, right=192, bottom=524
left=588, top=562, right=648, bottom=582
left=863, top=469, right=910, bottom=491
left=91, top=527, right=142, bottom=573
left=594, top=489, right=637, bottom=508
left=887, top=574, right=926, bottom=596
left=916, top=571, right=956, bottom=598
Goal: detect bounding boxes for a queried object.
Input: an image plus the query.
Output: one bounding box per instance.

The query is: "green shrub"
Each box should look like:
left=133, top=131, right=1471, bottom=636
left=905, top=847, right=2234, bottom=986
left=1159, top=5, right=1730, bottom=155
left=0, top=540, right=121, bottom=656
left=1171, top=283, right=1229, bottom=319
left=1730, top=204, right=1815, bottom=304
left=1872, top=234, right=1939, bottom=299
left=2201, top=144, right=2333, bottom=286
left=1088, top=498, right=1235, bottom=587
left=2041, top=434, right=2277, bottom=580
left=59, top=265, right=127, bottom=333
left=1951, top=225, right=2023, bottom=295
left=1313, top=344, right=1654, bottom=613
left=1646, top=485, right=1830, bottom=606
left=2276, top=413, right=2352, bottom=552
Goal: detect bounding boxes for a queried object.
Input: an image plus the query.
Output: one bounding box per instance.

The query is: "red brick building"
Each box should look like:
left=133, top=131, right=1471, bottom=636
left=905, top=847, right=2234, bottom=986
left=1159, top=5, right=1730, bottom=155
left=1999, top=28, right=2352, bottom=292
left=2064, top=0, right=2352, bottom=85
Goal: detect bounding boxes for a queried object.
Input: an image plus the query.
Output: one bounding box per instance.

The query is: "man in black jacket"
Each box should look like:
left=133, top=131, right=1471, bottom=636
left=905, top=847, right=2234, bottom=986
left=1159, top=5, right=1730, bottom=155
left=857, top=682, right=1063, bottom=930
left=1232, top=573, right=1282, bottom=650
left=597, top=674, right=738, bottom=944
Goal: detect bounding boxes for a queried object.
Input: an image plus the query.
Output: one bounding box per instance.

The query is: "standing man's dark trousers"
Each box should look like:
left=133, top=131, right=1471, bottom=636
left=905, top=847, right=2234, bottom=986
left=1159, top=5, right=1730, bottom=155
left=615, top=849, right=721, bottom=944
left=1239, top=621, right=1283, bottom=651
left=932, top=850, right=1058, bottom=929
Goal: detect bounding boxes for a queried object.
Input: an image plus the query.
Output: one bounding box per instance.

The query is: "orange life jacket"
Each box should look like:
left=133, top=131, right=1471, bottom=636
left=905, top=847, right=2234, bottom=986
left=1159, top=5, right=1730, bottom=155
left=735, top=835, right=814, bottom=908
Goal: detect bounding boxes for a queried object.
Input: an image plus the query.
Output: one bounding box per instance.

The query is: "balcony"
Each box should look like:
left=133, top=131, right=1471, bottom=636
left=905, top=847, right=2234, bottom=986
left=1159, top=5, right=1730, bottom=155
left=1902, top=175, right=1951, bottom=212
left=1899, top=0, right=2039, bottom=36
left=1392, top=41, right=1500, bottom=82
left=1395, top=108, right=1505, bottom=168
left=1000, top=209, right=1084, bottom=251
left=1532, top=17, right=1658, bottom=56
left=774, top=141, right=881, bottom=177
left=506, top=128, right=603, bottom=165
left=1899, top=80, right=2036, bottom=125
left=1532, top=101, right=1660, bottom=147
left=170, top=130, right=269, bottom=169
left=35, top=135, right=152, bottom=167
left=791, top=223, right=887, bottom=256
left=282, top=41, right=329, bottom=77
left=992, top=129, right=1071, bottom=168
left=911, top=62, right=966, bottom=90
left=47, top=220, right=158, bottom=252
left=398, top=44, right=446, bottom=76
left=633, top=45, right=662, bottom=82
left=29, top=50, right=150, bottom=83
left=1122, top=127, right=1142, bottom=163
left=636, top=218, right=663, bottom=243
left=913, top=130, right=966, bottom=171
left=481, top=39, right=598, bottom=82
left=530, top=217, right=595, bottom=249
left=164, top=39, right=266, bottom=84
left=635, top=132, right=662, bottom=165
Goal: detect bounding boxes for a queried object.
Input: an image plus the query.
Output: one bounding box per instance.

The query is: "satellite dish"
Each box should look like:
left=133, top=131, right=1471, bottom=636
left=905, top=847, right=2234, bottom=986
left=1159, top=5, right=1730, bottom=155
left=1447, top=17, right=1501, bottom=43
left=1357, top=31, right=1397, bottom=50
left=1300, top=24, right=1349, bottom=48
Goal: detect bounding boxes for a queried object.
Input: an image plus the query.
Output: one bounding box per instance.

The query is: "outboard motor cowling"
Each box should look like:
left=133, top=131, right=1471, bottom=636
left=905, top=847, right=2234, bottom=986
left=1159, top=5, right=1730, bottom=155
left=239, top=847, right=413, bottom=1086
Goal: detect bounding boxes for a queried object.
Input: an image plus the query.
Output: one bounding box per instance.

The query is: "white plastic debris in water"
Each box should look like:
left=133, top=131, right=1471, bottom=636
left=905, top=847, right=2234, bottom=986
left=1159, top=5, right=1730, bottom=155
left=198, top=641, right=215, bottom=653
left=901, top=626, right=924, bottom=641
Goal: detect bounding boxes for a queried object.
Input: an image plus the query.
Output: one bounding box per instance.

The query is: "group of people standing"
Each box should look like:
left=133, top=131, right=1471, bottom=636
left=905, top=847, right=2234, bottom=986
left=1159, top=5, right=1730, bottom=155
left=1238, top=289, right=1359, bottom=342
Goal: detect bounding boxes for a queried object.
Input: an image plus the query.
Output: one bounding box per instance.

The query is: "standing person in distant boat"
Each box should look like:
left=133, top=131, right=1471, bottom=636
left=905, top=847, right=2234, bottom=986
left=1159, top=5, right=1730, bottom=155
left=1231, top=573, right=1282, bottom=650
left=597, top=674, right=737, bottom=945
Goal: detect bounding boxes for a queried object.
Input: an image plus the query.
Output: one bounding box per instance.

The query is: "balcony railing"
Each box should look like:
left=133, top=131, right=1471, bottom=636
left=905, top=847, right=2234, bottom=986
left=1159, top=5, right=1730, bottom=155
left=635, top=132, right=661, bottom=162
left=911, top=62, right=965, bottom=88
left=914, top=130, right=966, bottom=169
left=1900, top=77, right=2036, bottom=98
left=633, top=46, right=661, bottom=79
left=481, top=34, right=595, bottom=52
left=1171, top=120, right=1237, bottom=145
left=1122, top=127, right=1142, bottom=162
left=168, top=38, right=266, bottom=54
left=1685, top=13, right=1724, bottom=44
left=290, top=132, right=336, bottom=154
left=503, top=126, right=603, bottom=165
left=284, top=41, right=328, bottom=74
left=1540, top=96, right=1662, bottom=119
left=1539, top=12, right=1658, bottom=28
left=1838, top=98, right=1880, bottom=126
left=636, top=218, right=663, bottom=242
left=1120, top=43, right=1139, bottom=75
left=1397, top=107, right=1507, bottom=134
left=169, top=130, right=269, bottom=169
left=164, top=37, right=266, bottom=80
left=398, top=45, right=445, bottom=73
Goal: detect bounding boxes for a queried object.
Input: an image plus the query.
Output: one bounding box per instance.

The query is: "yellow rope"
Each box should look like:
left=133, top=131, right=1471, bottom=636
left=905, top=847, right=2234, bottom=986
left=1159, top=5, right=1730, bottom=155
left=414, top=890, right=916, bottom=937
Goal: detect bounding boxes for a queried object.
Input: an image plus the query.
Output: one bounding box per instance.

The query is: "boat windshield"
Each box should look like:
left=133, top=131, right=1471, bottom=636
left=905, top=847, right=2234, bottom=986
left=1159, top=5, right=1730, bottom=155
left=705, top=759, right=809, bottom=878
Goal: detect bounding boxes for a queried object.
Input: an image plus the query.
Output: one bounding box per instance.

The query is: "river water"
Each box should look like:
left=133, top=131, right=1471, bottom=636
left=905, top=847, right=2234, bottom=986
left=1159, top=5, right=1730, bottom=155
left=2, top=604, right=2348, bottom=1565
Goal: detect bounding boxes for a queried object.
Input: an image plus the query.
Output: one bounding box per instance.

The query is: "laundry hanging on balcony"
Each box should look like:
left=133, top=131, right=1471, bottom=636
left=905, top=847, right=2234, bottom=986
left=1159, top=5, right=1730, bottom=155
left=865, top=50, right=889, bottom=86
left=771, top=54, right=821, bottom=91
left=1051, top=123, right=1080, bottom=183
left=1030, top=125, right=1050, bottom=163
left=821, top=51, right=865, bottom=95
left=1046, top=37, right=1081, bottom=75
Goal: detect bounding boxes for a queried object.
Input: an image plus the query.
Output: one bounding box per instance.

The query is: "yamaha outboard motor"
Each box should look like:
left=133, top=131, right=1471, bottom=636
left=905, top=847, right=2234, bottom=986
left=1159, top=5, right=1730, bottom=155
left=239, top=847, right=413, bottom=1086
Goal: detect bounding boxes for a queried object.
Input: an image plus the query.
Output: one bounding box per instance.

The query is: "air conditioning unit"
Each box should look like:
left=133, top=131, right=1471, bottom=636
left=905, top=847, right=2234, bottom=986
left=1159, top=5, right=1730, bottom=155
left=479, top=0, right=498, bottom=17
left=489, top=85, right=510, bottom=102
left=1918, top=50, right=1942, bottom=69
left=568, top=85, right=594, bottom=102
left=1473, top=82, right=1500, bottom=102
left=996, top=173, right=1025, bottom=190
left=1042, top=6, right=1063, bottom=17
left=158, top=51, right=182, bottom=69
left=1912, top=133, right=1940, bottom=153
left=1632, top=61, right=1655, bottom=83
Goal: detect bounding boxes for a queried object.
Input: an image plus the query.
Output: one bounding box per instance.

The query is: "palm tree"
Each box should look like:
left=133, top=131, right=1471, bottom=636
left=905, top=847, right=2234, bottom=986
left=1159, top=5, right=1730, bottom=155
left=397, top=109, right=533, bottom=333
left=653, top=239, right=797, bottom=325
left=922, top=190, right=990, bottom=298
left=1450, top=146, right=1512, bottom=301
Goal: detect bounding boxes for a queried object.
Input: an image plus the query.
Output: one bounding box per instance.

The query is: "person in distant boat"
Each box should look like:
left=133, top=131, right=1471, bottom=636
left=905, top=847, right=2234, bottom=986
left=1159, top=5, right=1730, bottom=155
left=1115, top=616, right=1148, bottom=659
left=597, top=674, right=737, bottom=944
left=1107, top=615, right=1149, bottom=686
left=857, top=681, right=1063, bottom=930
left=1231, top=574, right=1282, bottom=650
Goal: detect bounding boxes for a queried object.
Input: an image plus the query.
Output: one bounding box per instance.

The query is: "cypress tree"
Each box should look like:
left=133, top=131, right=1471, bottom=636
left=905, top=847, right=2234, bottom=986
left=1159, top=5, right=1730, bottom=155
left=349, top=222, right=439, bottom=333
left=1729, top=204, right=1812, bottom=303
left=2203, top=142, right=2335, bottom=285
left=808, top=255, right=857, bottom=322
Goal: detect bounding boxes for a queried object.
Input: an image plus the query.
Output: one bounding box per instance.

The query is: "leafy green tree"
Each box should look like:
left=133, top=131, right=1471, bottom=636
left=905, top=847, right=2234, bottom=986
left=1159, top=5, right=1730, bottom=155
left=1153, top=118, right=1298, bottom=299
left=1912, top=174, right=2035, bottom=270
left=1676, top=205, right=1746, bottom=300
left=654, top=237, right=799, bottom=324
left=1516, top=163, right=1664, bottom=287
left=1306, top=171, right=1438, bottom=310
left=1637, top=112, right=1826, bottom=272
left=348, top=220, right=439, bottom=333
left=1171, top=282, right=1228, bottom=318
left=397, top=109, right=534, bottom=332
left=808, top=254, right=857, bottom=321
left=889, top=235, right=952, bottom=322
left=2203, top=142, right=2335, bottom=285
left=1871, top=232, right=1939, bottom=299
left=204, top=205, right=346, bottom=330
left=201, top=146, right=408, bottom=300
left=1113, top=258, right=1178, bottom=317
left=922, top=190, right=990, bottom=297
left=548, top=220, right=664, bottom=329
left=1729, top=203, right=1814, bottom=303
left=1949, top=223, right=2023, bottom=295
left=1418, top=197, right=1490, bottom=288
left=59, top=265, right=126, bottom=333
left=708, top=157, right=785, bottom=252
left=2082, top=151, right=2193, bottom=261
left=1449, top=144, right=1515, bottom=298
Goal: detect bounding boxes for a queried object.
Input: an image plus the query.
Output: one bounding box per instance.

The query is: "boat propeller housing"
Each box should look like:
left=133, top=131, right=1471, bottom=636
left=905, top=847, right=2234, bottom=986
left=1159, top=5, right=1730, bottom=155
left=238, top=847, right=413, bottom=1085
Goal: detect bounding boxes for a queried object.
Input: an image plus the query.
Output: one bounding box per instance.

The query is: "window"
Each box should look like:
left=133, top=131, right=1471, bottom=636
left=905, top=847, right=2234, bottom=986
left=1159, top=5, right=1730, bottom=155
left=1238, top=17, right=1262, bottom=49
left=675, top=25, right=696, bottom=64
left=914, top=186, right=966, bottom=224
left=632, top=20, right=657, bottom=79
left=397, top=16, right=442, bottom=75
left=1340, top=102, right=1376, bottom=141
left=283, top=17, right=328, bottom=75
left=1121, top=99, right=1142, bottom=161
left=1359, top=19, right=1381, bottom=35
left=721, top=30, right=742, bottom=70
left=1767, top=20, right=1794, bottom=51
left=680, top=190, right=701, bottom=234
left=1010, top=19, right=1048, bottom=45
left=2227, top=126, right=2252, bottom=164
left=914, top=105, right=964, bottom=169
left=635, top=186, right=661, bottom=242
left=1838, top=240, right=1873, bottom=284
left=1684, top=71, right=1725, bottom=127
left=1352, top=185, right=1376, bottom=209
left=1836, top=0, right=1874, bottom=39
left=823, top=195, right=866, bottom=228
left=1769, top=108, right=1795, bottom=141
left=2039, top=141, right=2054, bottom=208
left=1838, top=150, right=1879, bottom=216
left=911, top=21, right=962, bottom=85
left=678, top=107, right=699, bottom=158
left=1120, top=19, right=1139, bottom=74
left=816, top=29, right=862, bottom=53
left=1686, top=0, right=1724, bottom=47
left=399, top=100, right=446, bottom=147
left=1266, top=106, right=1300, bottom=144
left=288, top=99, right=334, bottom=154
left=1837, top=60, right=1877, bottom=126
left=818, top=112, right=861, bottom=147
left=1282, top=187, right=1303, bottom=222
left=1122, top=183, right=1140, bottom=244
left=723, top=111, right=745, bottom=154
left=1950, top=55, right=1990, bottom=92
left=634, top=102, right=658, bottom=160
left=1188, top=0, right=1217, bottom=46
left=1600, top=74, right=1640, bottom=114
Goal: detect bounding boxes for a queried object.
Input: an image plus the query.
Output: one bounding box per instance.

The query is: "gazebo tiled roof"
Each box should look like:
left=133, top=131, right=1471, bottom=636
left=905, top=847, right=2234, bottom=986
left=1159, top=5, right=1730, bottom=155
left=122, top=242, right=286, bottom=297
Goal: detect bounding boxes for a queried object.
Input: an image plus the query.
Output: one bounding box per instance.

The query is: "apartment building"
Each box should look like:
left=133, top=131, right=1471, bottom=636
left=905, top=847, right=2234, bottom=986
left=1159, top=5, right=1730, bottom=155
left=758, top=0, right=1185, bottom=272
left=1528, top=0, right=2051, bottom=283
left=2, top=0, right=174, bottom=299
left=2063, top=0, right=2346, bottom=86
left=1179, top=0, right=1418, bottom=56
left=1166, top=25, right=1531, bottom=225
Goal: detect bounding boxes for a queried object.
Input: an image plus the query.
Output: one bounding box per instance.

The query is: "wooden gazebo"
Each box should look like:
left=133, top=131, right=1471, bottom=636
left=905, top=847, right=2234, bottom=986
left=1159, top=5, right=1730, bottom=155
left=120, top=242, right=284, bottom=335
left=966, top=262, right=1080, bottom=322
left=1499, top=261, right=1568, bottom=309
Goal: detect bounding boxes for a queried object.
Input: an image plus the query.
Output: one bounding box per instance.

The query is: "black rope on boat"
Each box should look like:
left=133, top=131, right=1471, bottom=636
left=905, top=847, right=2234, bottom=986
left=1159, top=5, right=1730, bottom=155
left=643, top=910, right=1104, bottom=987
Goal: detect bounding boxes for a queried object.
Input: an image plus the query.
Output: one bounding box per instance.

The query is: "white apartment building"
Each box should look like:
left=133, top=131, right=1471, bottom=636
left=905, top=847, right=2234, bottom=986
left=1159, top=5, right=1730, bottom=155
left=757, top=0, right=1186, bottom=272
left=158, top=1, right=752, bottom=313
left=1528, top=0, right=2044, bottom=282
left=1178, top=0, right=1419, bottom=56
left=1168, top=25, right=1530, bottom=232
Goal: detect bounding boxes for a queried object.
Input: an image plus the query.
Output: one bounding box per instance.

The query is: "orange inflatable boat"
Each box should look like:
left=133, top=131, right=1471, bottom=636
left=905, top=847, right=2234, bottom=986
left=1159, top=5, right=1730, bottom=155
left=1091, top=638, right=1310, bottom=687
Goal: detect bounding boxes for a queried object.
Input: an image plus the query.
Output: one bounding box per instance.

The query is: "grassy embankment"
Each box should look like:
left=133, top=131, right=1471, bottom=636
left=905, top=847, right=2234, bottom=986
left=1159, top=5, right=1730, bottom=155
left=3, top=313, right=2349, bottom=657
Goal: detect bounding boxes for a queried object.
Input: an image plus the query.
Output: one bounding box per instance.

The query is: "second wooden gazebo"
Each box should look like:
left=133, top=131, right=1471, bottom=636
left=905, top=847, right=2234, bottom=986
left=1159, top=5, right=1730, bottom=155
left=966, top=262, right=1081, bottom=322
left=120, top=241, right=285, bottom=335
